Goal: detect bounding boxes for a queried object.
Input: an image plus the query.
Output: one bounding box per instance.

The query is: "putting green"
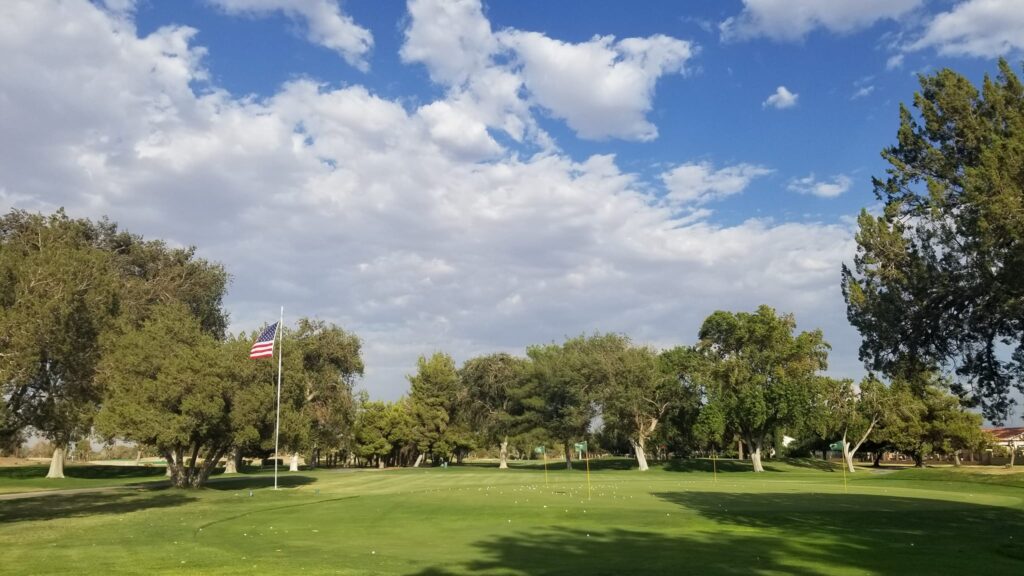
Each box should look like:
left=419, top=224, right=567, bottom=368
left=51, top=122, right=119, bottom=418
left=2, top=461, right=1022, bottom=575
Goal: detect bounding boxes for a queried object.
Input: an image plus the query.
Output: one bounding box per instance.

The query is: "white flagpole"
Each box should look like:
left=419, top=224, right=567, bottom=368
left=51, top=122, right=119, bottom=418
left=274, top=306, right=283, bottom=490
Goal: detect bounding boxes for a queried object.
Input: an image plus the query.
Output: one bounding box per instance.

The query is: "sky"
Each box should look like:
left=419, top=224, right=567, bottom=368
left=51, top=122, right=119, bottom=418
left=2, top=0, right=1023, bottom=419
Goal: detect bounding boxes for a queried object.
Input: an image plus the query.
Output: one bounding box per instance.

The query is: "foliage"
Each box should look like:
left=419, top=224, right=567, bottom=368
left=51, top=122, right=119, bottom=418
left=599, top=344, right=683, bottom=470
left=697, top=306, right=829, bottom=471
left=843, top=60, right=1024, bottom=420
left=526, top=333, right=629, bottom=468
left=0, top=209, right=228, bottom=453
left=407, top=352, right=461, bottom=462
left=94, top=304, right=235, bottom=488
left=461, top=353, right=532, bottom=466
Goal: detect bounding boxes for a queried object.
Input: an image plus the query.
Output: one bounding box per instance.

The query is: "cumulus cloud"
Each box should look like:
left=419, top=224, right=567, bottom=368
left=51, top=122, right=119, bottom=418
left=207, top=0, right=373, bottom=70
left=788, top=174, right=853, bottom=198
left=400, top=0, right=695, bottom=143
left=721, top=0, right=922, bottom=42
left=908, top=0, right=1024, bottom=58
left=0, top=0, right=862, bottom=398
left=500, top=32, right=694, bottom=141
left=400, top=0, right=497, bottom=85
left=763, top=86, right=798, bottom=109
left=661, top=162, right=773, bottom=205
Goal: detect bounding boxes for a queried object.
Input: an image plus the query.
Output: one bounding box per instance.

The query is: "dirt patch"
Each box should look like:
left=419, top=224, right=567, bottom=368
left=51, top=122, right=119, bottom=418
left=0, top=457, right=43, bottom=467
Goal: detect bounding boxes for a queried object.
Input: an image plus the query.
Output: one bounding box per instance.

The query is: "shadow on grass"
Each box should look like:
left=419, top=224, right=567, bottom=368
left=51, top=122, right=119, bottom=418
left=661, top=458, right=763, bottom=473
left=776, top=457, right=841, bottom=472
left=496, top=458, right=638, bottom=472
left=0, top=465, right=168, bottom=481
left=0, top=490, right=195, bottom=523
left=203, top=474, right=315, bottom=491
left=415, top=492, right=1024, bottom=575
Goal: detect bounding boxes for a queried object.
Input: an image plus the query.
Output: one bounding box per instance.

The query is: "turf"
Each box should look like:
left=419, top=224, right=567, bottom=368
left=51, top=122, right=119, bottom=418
left=1, top=460, right=1022, bottom=575
left=0, top=464, right=170, bottom=494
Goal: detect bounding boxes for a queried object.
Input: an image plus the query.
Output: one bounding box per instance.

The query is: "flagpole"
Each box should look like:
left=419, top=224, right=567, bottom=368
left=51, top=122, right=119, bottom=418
left=274, top=306, right=283, bottom=490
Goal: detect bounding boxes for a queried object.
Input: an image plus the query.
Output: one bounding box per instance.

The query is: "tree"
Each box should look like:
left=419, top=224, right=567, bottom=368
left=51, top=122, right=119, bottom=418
left=697, top=306, right=829, bottom=472
left=407, top=352, right=461, bottom=465
left=94, top=304, right=234, bottom=488
left=0, top=209, right=228, bottom=478
left=811, top=376, right=894, bottom=473
left=600, top=345, right=682, bottom=471
left=354, top=398, right=393, bottom=468
left=873, top=374, right=986, bottom=467
left=461, top=353, right=530, bottom=469
left=843, top=60, right=1024, bottom=421
left=659, top=346, right=712, bottom=457
left=289, top=319, right=363, bottom=468
left=0, top=211, right=120, bottom=477
left=528, top=334, right=629, bottom=469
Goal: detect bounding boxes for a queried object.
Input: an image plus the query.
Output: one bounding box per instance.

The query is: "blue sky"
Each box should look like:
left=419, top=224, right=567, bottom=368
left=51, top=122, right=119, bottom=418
left=2, top=0, right=1022, bottom=420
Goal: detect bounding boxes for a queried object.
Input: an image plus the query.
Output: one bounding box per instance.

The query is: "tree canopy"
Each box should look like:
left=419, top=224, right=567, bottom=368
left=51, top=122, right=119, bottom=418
left=697, top=306, right=829, bottom=472
left=843, top=59, right=1024, bottom=420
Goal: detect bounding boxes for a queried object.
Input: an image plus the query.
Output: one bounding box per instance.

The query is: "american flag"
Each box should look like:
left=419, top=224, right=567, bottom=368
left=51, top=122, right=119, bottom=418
left=249, top=322, right=279, bottom=359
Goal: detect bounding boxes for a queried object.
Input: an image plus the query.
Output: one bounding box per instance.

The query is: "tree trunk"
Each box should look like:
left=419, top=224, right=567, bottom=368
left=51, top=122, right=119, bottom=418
left=377, top=457, right=385, bottom=469
left=46, top=446, right=66, bottom=479
left=748, top=438, right=765, bottom=473
left=873, top=451, right=882, bottom=467
left=224, top=447, right=239, bottom=474
left=840, top=432, right=855, bottom=474
left=953, top=450, right=961, bottom=467
left=165, top=451, right=174, bottom=477
left=844, top=418, right=876, bottom=474
left=135, top=449, right=142, bottom=464
left=413, top=453, right=424, bottom=468
left=631, top=438, right=650, bottom=472
left=1010, top=444, right=1017, bottom=467
left=737, top=438, right=744, bottom=460
left=563, top=441, right=573, bottom=470
left=498, top=437, right=509, bottom=469
left=289, top=453, right=299, bottom=472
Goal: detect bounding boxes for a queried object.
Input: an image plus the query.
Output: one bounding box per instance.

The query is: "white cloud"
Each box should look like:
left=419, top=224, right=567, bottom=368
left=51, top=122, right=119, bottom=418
left=908, top=0, right=1024, bottom=58
left=207, top=0, right=373, bottom=70
left=400, top=0, right=695, bottom=143
left=788, top=174, right=853, bottom=198
left=0, top=0, right=862, bottom=398
left=499, top=32, right=694, bottom=141
left=721, top=0, right=923, bottom=42
left=763, top=85, right=798, bottom=109
left=661, top=162, right=773, bottom=205
left=851, top=86, right=874, bottom=100
left=886, top=53, right=905, bottom=70
left=400, top=0, right=497, bottom=85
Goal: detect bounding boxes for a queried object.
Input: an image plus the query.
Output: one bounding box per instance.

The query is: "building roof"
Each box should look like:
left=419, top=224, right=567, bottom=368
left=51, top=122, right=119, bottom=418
left=983, top=427, right=1024, bottom=441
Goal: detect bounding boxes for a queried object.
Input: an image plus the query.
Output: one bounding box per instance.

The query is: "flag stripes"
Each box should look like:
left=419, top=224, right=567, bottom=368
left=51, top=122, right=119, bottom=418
left=249, top=321, right=279, bottom=359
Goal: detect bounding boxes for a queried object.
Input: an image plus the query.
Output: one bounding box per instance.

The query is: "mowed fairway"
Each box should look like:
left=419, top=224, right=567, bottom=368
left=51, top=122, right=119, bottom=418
left=2, top=460, right=1023, bottom=575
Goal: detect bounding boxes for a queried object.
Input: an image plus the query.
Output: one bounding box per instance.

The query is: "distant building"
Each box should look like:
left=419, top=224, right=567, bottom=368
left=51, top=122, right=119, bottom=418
left=984, top=427, right=1024, bottom=448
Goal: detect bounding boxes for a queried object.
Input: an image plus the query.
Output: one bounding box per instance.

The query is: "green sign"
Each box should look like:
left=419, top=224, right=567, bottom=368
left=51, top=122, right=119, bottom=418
left=534, top=446, right=546, bottom=454
left=829, top=442, right=844, bottom=451
left=573, top=441, right=588, bottom=451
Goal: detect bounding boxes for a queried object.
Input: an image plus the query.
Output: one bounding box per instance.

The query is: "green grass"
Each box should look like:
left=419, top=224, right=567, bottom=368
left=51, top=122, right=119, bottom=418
left=1, top=459, right=1022, bottom=575
left=0, top=464, right=170, bottom=494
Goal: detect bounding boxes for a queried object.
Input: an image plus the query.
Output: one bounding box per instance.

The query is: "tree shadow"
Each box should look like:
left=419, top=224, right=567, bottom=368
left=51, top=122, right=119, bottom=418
left=775, top=457, right=841, bottom=472
left=661, top=458, right=780, bottom=473
left=412, top=491, right=1024, bottom=574
left=0, top=490, right=195, bottom=523
left=202, top=474, right=316, bottom=491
